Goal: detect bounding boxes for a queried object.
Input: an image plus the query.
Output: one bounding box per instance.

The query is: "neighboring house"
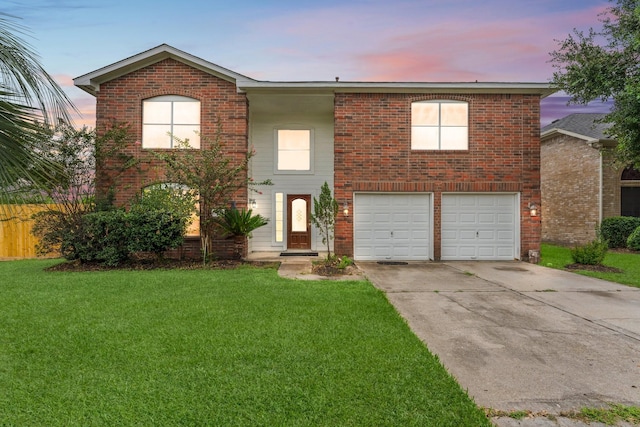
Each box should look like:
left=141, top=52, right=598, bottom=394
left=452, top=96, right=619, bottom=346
left=74, top=44, right=553, bottom=261
left=541, top=113, right=640, bottom=246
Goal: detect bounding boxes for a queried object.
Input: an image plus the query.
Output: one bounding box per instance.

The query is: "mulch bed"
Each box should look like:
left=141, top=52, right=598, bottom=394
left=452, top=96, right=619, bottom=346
left=564, top=263, right=623, bottom=273
left=46, top=258, right=278, bottom=272
left=311, top=263, right=360, bottom=277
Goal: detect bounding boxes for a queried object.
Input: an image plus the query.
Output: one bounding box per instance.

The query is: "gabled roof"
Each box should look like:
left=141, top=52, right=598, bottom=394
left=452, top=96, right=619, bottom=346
left=541, top=113, right=613, bottom=143
left=74, top=44, right=556, bottom=98
left=73, top=44, right=255, bottom=96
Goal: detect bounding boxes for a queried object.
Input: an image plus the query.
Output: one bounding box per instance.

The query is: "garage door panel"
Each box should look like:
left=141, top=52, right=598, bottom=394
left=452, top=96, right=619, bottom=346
left=354, top=193, right=431, bottom=261
left=497, top=247, right=515, bottom=257
left=477, top=230, right=495, bottom=240
left=459, top=230, right=476, bottom=240
left=497, top=214, right=514, bottom=224
left=442, top=194, right=517, bottom=261
left=478, top=247, right=497, bottom=257
left=478, top=213, right=497, bottom=224
left=497, top=230, right=514, bottom=240
left=459, top=213, right=476, bottom=223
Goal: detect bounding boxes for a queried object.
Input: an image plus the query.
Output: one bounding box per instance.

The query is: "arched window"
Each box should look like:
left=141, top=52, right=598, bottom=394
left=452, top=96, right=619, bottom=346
left=621, top=166, right=640, bottom=180
left=411, top=100, right=468, bottom=150
left=142, top=95, right=200, bottom=149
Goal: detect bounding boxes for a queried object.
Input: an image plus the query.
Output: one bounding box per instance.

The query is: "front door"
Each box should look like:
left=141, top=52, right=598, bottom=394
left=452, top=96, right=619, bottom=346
left=287, top=194, right=311, bottom=250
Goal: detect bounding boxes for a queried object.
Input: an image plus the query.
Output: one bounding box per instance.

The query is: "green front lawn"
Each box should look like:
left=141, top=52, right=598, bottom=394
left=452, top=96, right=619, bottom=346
left=0, top=260, right=490, bottom=426
left=541, top=243, right=640, bottom=288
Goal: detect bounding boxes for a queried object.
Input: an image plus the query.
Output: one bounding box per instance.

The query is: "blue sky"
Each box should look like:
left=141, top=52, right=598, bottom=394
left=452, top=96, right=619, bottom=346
left=5, top=0, right=613, bottom=127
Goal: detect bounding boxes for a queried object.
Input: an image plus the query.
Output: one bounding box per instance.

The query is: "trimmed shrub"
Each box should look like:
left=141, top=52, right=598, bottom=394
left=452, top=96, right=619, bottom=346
left=55, top=208, right=188, bottom=266
left=570, top=239, right=608, bottom=265
left=600, top=216, right=640, bottom=248
left=74, top=210, right=130, bottom=266
left=627, top=226, right=640, bottom=251
left=126, top=209, right=186, bottom=257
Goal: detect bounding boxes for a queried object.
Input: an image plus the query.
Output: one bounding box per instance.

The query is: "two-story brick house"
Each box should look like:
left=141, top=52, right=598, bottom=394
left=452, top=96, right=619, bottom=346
left=74, top=44, right=553, bottom=261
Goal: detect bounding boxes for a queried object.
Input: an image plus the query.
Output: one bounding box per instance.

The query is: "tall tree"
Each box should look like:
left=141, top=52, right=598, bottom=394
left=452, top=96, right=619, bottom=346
left=550, top=0, right=640, bottom=167
left=0, top=13, right=75, bottom=205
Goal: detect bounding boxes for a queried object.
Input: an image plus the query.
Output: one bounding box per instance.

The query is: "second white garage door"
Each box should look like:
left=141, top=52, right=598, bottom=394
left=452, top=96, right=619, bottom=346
left=354, top=193, right=431, bottom=261
left=441, top=194, right=519, bottom=261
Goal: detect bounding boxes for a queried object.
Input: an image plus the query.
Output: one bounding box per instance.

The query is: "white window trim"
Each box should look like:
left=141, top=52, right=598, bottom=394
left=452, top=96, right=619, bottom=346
left=411, top=100, right=469, bottom=151
left=273, top=127, right=315, bottom=175
left=142, top=95, right=201, bottom=149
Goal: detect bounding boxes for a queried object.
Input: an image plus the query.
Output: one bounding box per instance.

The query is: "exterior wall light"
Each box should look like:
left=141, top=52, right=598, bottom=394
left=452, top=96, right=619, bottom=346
left=528, top=202, right=538, bottom=217
left=343, top=201, right=349, bottom=217
left=250, top=199, right=257, bottom=209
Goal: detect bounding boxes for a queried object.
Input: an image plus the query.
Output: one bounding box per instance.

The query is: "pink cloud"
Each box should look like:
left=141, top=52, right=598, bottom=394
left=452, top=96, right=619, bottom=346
left=68, top=95, right=96, bottom=128
left=353, top=18, right=556, bottom=82
left=52, top=73, right=74, bottom=87
left=244, top=1, right=611, bottom=83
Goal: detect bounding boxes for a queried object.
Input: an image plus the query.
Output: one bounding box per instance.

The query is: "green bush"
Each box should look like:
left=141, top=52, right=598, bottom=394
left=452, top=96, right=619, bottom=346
left=600, top=216, right=640, bottom=248
left=627, top=226, right=640, bottom=251
left=126, top=209, right=186, bottom=257
left=337, top=256, right=354, bottom=270
left=215, top=208, right=268, bottom=238
left=570, top=239, right=608, bottom=265
left=55, top=208, right=188, bottom=266
left=74, top=210, right=130, bottom=266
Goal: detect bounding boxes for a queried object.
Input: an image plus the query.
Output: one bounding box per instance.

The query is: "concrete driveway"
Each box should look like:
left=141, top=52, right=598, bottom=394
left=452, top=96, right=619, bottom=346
left=358, top=261, right=640, bottom=416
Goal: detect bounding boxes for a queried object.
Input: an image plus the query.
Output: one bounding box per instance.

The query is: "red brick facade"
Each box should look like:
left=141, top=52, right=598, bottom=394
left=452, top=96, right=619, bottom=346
left=333, top=93, right=542, bottom=260
left=94, top=58, right=249, bottom=259
left=85, top=49, right=545, bottom=261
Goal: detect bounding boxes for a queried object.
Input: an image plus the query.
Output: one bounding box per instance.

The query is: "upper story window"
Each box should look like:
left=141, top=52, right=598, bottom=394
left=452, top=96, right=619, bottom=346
left=142, top=95, right=200, bottom=149
left=411, top=100, right=468, bottom=150
left=276, top=129, right=312, bottom=173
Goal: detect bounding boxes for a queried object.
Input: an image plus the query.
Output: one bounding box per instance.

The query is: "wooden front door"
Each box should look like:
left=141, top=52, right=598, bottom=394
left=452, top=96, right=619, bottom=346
left=287, top=194, right=311, bottom=250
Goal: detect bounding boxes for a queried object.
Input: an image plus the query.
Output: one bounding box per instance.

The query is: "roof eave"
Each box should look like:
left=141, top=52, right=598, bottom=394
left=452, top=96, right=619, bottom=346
left=73, top=44, right=255, bottom=96
left=540, top=128, right=616, bottom=144
left=237, top=80, right=556, bottom=97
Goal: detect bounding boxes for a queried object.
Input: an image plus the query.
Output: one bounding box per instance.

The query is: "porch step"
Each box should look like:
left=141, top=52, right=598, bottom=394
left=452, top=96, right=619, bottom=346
left=280, top=251, right=319, bottom=257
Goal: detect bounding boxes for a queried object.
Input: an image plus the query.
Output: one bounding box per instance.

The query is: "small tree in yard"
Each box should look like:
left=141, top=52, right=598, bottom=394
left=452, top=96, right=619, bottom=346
left=310, top=182, right=338, bottom=261
left=31, top=121, right=140, bottom=260
left=153, top=118, right=271, bottom=260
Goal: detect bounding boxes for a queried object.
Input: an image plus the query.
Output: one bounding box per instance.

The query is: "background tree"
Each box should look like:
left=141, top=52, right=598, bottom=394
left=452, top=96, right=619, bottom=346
left=0, top=13, right=75, bottom=206
left=310, top=181, right=338, bottom=260
left=550, top=0, right=640, bottom=167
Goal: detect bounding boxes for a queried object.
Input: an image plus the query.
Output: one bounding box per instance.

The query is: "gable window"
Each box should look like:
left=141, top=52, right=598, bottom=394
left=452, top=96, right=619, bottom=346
left=276, top=129, right=312, bottom=172
left=142, top=95, right=200, bottom=149
left=411, top=100, right=468, bottom=150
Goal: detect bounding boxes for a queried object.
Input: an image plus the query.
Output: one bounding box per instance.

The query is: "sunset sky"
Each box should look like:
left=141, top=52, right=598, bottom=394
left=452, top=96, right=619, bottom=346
left=6, top=0, right=613, bottom=127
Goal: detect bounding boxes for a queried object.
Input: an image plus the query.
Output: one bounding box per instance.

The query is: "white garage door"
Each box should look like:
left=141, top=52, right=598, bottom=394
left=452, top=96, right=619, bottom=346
left=354, top=193, right=431, bottom=261
left=441, top=194, right=518, bottom=261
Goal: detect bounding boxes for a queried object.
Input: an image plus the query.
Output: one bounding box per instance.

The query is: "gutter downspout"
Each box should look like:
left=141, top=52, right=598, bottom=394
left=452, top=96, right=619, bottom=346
left=599, top=148, right=604, bottom=226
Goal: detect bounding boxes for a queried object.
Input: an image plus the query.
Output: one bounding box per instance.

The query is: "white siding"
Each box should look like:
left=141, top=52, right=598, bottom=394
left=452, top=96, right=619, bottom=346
left=247, top=94, right=335, bottom=252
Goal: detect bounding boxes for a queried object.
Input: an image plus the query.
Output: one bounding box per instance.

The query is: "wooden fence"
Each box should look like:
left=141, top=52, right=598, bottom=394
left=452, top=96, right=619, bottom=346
left=0, top=205, right=58, bottom=259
